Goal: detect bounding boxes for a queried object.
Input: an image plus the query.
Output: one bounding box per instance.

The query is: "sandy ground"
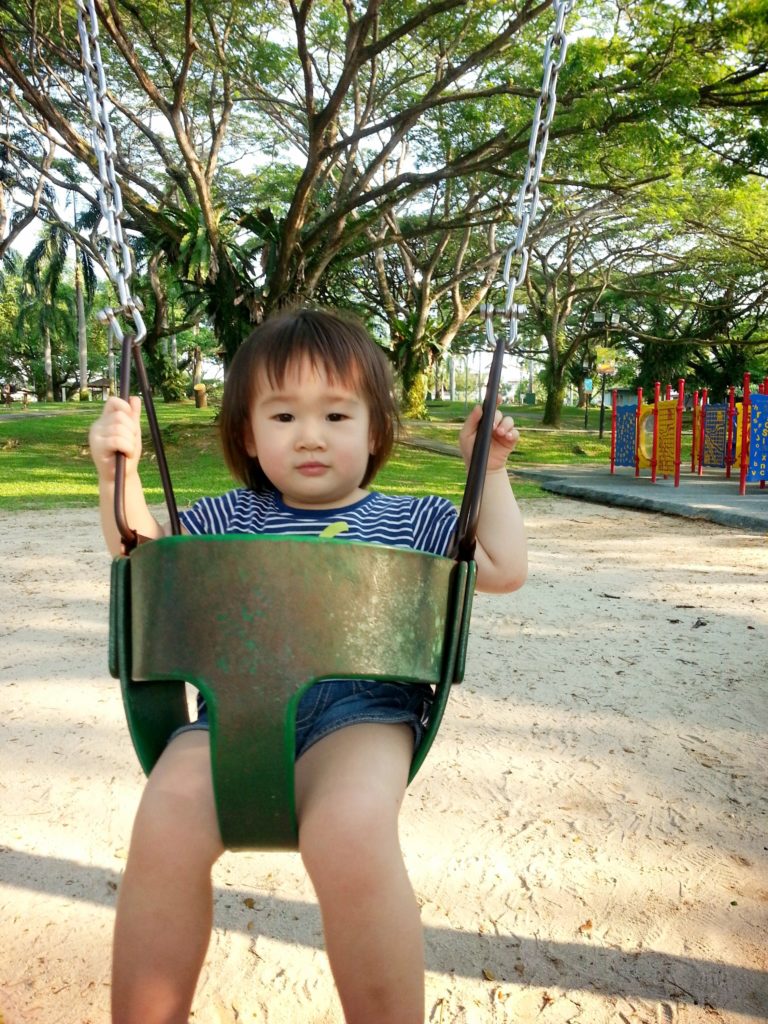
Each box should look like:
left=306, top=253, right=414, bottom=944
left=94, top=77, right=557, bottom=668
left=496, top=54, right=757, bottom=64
left=0, top=498, right=766, bottom=1024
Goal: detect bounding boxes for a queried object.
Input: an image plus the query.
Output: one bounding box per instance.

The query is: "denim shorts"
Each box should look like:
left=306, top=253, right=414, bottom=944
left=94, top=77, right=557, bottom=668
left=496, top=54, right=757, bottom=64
left=173, top=679, right=434, bottom=760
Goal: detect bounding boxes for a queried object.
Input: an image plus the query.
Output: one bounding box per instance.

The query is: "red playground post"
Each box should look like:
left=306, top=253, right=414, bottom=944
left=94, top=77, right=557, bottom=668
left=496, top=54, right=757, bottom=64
left=674, top=378, right=685, bottom=487
left=697, top=388, right=708, bottom=476
left=610, top=388, right=618, bottom=473
left=726, top=386, right=735, bottom=479
left=651, top=381, right=660, bottom=483
left=739, top=372, right=751, bottom=496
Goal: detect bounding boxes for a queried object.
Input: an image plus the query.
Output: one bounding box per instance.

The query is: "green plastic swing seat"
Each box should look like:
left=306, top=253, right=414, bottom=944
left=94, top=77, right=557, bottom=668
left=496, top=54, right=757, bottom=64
left=109, top=534, right=476, bottom=851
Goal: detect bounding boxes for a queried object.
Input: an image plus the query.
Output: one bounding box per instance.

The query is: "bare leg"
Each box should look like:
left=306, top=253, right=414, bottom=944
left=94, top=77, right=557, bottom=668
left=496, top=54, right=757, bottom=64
left=295, top=723, right=424, bottom=1024
left=111, top=731, right=224, bottom=1024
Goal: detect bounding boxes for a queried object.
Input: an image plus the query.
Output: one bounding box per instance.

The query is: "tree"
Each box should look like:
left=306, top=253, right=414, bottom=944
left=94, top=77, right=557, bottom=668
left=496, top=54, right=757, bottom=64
left=1, top=0, right=766, bottom=419
left=0, top=92, right=58, bottom=260
left=23, top=211, right=97, bottom=399
left=2, top=258, right=78, bottom=400
left=0, top=0, right=554, bottom=356
left=0, top=250, right=24, bottom=389
left=320, top=176, right=504, bottom=416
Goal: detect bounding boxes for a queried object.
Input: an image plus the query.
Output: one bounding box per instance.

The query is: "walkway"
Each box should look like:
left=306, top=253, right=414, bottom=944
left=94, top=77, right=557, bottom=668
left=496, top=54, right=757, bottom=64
left=400, top=439, right=768, bottom=533
left=513, top=464, right=768, bottom=533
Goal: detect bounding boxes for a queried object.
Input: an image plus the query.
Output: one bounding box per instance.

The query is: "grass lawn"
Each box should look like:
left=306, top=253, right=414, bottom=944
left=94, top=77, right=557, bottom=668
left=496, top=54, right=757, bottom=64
left=0, top=400, right=588, bottom=512
left=4, top=393, right=697, bottom=512
left=404, top=417, right=612, bottom=464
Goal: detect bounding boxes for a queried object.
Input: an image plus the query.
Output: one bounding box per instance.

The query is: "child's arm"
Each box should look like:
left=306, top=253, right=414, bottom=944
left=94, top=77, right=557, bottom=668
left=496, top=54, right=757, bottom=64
left=89, top=396, right=167, bottom=556
left=458, top=404, right=528, bottom=594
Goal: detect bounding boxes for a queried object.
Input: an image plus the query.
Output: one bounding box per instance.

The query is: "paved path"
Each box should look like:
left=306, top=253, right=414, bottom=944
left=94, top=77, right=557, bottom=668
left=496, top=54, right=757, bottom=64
left=513, top=464, right=768, bottom=533
left=400, top=440, right=768, bottom=533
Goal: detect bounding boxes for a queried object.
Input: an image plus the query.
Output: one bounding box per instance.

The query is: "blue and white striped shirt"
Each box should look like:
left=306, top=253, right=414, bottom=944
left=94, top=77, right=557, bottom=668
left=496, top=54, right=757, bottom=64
left=179, top=488, right=458, bottom=557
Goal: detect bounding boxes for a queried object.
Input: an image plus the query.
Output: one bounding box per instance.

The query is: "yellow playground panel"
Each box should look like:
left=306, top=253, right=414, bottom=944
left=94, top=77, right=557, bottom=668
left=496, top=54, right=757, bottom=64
left=734, top=403, right=744, bottom=463
left=637, top=400, right=679, bottom=474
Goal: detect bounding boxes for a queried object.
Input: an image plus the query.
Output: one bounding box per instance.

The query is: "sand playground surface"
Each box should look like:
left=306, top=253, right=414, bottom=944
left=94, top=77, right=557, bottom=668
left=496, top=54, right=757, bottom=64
left=0, top=497, right=766, bottom=1024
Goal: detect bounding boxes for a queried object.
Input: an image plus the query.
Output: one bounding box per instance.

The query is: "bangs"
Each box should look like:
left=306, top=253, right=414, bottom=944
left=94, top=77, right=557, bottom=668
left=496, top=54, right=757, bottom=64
left=257, top=314, right=368, bottom=394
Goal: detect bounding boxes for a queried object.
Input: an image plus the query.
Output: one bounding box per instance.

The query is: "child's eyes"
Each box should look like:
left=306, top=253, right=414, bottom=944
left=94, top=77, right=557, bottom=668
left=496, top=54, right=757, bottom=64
left=270, top=412, right=349, bottom=422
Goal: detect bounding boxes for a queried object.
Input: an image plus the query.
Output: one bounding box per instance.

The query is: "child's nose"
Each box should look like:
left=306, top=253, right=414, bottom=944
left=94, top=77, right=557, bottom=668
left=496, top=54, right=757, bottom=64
left=296, top=420, right=327, bottom=449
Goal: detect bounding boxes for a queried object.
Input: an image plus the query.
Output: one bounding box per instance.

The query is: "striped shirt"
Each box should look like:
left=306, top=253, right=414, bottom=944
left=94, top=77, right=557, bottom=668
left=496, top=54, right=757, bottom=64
left=179, top=488, right=458, bottom=557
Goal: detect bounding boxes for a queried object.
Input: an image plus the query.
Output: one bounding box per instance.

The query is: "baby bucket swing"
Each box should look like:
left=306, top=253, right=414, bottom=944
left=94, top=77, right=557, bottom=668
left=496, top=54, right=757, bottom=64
left=76, top=0, right=572, bottom=851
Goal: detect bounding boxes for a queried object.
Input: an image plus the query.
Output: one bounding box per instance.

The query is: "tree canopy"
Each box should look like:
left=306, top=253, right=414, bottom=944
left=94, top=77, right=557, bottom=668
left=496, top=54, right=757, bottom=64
left=0, top=0, right=766, bottom=415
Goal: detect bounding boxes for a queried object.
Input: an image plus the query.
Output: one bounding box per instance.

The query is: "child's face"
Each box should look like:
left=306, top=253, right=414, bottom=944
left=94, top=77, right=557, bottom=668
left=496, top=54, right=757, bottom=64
left=243, top=357, right=374, bottom=509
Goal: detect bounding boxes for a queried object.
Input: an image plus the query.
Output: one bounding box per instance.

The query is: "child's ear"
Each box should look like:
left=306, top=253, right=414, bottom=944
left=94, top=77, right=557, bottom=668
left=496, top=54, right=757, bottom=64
left=243, top=423, right=257, bottom=458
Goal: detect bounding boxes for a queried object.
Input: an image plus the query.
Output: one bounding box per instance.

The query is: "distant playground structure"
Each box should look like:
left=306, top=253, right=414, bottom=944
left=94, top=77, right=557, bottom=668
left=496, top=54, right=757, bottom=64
left=611, top=373, right=768, bottom=496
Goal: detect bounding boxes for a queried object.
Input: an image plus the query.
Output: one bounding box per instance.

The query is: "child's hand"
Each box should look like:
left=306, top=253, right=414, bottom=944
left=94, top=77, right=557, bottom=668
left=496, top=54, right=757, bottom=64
left=459, top=403, right=520, bottom=473
left=89, top=396, right=142, bottom=482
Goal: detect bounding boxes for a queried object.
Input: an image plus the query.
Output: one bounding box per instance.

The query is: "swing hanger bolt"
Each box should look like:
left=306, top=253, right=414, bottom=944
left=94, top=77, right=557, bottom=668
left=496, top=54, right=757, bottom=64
left=479, top=303, right=494, bottom=318
left=504, top=304, right=528, bottom=319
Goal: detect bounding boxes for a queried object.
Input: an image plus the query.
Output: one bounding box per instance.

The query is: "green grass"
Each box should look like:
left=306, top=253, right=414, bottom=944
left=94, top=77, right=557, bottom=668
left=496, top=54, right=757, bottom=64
left=405, top=417, right=613, bottom=464
left=425, top=398, right=595, bottom=430
left=410, top=399, right=616, bottom=464
left=1, top=397, right=699, bottom=512
left=0, top=403, right=228, bottom=511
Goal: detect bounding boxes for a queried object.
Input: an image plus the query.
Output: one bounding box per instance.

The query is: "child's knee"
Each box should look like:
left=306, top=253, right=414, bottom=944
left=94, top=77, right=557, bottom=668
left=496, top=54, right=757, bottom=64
left=300, top=792, right=400, bottom=890
left=131, top=734, right=223, bottom=863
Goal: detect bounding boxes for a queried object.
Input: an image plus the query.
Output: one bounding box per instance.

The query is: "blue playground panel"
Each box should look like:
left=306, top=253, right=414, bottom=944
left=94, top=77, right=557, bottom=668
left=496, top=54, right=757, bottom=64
left=614, top=405, right=636, bottom=467
left=747, top=394, right=768, bottom=483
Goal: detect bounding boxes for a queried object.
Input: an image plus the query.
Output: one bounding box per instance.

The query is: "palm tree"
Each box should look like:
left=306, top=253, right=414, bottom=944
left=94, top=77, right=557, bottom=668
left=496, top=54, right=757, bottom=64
left=0, top=249, right=24, bottom=393
left=23, top=212, right=96, bottom=400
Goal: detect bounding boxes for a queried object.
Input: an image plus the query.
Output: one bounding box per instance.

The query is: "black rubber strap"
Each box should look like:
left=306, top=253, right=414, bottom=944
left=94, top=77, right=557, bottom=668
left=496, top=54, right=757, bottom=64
left=114, top=335, right=181, bottom=552
left=453, top=329, right=506, bottom=562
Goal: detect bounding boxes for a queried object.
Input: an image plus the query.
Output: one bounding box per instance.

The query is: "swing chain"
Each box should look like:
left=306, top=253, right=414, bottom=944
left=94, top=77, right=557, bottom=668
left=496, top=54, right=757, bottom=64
left=489, top=0, right=573, bottom=349
left=75, top=0, right=146, bottom=346
left=455, top=0, right=573, bottom=560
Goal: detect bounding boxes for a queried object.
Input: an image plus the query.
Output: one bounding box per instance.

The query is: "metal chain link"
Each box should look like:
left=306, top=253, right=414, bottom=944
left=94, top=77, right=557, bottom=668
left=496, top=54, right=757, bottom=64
left=483, top=0, right=573, bottom=351
left=76, top=0, right=146, bottom=346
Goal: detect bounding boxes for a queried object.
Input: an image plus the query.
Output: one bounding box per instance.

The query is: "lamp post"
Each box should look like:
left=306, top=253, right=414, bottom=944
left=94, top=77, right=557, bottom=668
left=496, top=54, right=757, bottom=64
left=593, top=310, right=620, bottom=438
left=583, top=367, right=592, bottom=429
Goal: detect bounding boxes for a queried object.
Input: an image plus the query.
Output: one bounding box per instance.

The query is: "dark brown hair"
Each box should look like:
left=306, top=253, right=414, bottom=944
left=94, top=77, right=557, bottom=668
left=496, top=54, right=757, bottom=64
left=219, top=308, right=399, bottom=492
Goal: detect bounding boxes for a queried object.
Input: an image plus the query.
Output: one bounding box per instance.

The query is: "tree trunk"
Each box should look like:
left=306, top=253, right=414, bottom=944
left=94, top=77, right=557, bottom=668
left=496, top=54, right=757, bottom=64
left=541, top=356, right=567, bottom=427
left=192, top=345, right=207, bottom=407
left=401, top=368, right=429, bottom=419
left=75, top=262, right=89, bottom=401
left=209, top=251, right=258, bottom=365
left=107, top=333, right=116, bottom=395
left=43, top=324, right=53, bottom=401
